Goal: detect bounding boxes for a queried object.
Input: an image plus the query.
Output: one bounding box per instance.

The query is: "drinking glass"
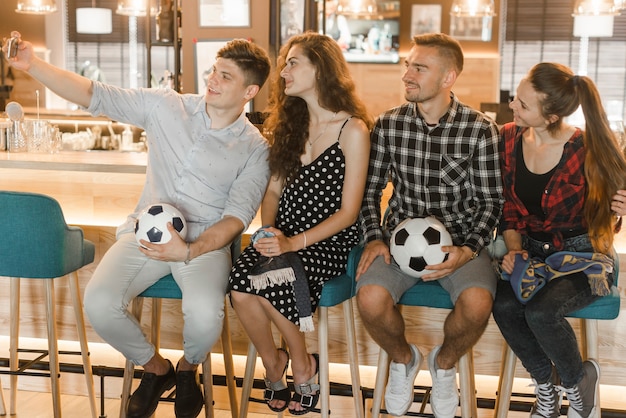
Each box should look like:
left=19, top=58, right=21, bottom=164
left=25, top=119, right=52, bottom=153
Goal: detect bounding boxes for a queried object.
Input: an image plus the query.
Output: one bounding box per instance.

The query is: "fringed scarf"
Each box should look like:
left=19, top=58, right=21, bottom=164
left=248, top=252, right=314, bottom=332
left=500, top=251, right=614, bottom=304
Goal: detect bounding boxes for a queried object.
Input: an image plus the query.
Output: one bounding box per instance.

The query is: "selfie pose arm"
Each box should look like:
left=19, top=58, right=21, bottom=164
left=4, top=31, right=93, bottom=108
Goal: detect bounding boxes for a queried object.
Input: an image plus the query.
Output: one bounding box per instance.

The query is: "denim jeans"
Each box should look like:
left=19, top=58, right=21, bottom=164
left=492, top=233, right=613, bottom=387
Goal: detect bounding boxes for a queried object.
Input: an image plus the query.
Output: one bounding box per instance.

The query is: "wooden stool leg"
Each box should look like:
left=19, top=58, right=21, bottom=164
left=458, top=350, right=477, bottom=418
left=69, top=271, right=98, bottom=418
left=9, top=277, right=20, bottom=416
left=0, top=377, right=6, bottom=416
left=119, top=297, right=144, bottom=418
left=44, top=280, right=61, bottom=418
left=371, top=348, right=390, bottom=418
left=203, top=354, right=214, bottom=418
left=238, top=342, right=258, bottom=418
left=220, top=311, right=238, bottom=418
left=318, top=306, right=331, bottom=418
left=344, top=299, right=364, bottom=418
left=493, top=342, right=517, bottom=418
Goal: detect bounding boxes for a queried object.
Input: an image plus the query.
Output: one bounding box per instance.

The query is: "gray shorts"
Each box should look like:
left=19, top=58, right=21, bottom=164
left=356, top=250, right=497, bottom=304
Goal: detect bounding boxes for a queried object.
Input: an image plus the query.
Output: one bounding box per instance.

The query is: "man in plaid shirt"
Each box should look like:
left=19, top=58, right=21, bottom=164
left=355, top=33, right=503, bottom=417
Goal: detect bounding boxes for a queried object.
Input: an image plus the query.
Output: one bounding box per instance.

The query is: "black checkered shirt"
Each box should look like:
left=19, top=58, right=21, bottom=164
left=360, top=93, right=504, bottom=253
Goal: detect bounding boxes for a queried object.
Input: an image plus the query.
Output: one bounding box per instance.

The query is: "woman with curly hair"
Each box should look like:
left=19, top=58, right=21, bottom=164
left=228, top=31, right=372, bottom=415
left=492, top=62, right=626, bottom=418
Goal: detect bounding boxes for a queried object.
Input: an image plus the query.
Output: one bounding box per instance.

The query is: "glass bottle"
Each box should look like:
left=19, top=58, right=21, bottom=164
left=156, top=0, right=174, bottom=42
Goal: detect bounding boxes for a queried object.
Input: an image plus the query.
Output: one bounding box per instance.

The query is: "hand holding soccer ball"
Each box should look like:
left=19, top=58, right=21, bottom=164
left=134, top=203, right=187, bottom=247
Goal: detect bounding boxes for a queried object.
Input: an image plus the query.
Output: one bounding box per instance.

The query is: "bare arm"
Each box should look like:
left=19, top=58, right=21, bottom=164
left=500, top=228, right=527, bottom=274
left=3, top=31, right=93, bottom=108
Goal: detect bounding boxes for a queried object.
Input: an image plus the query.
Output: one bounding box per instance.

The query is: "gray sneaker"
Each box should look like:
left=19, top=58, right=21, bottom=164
left=563, top=359, right=600, bottom=418
left=530, top=367, right=562, bottom=418
left=427, top=345, right=459, bottom=418
left=384, top=344, right=423, bottom=416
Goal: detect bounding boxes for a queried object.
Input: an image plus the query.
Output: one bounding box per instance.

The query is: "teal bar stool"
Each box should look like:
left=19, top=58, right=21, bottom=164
left=239, top=244, right=365, bottom=418
left=368, top=277, right=478, bottom=418
left=119, top=237, right=242, bottom=418
left=0, top=190, right=97, bottom=418
left=493, top=257, right=621, bottom=418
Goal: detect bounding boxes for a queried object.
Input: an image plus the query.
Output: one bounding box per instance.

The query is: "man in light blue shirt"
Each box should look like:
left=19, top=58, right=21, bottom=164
left=5, top=32, right=271, bottom=418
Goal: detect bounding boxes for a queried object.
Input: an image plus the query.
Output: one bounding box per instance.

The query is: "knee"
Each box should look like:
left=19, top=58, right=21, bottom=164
left=83, top=281, right=119, bottom=331
left=356, top=284, right=393, bottom=319
left=525, top=303, right=557, bottom=327
left=185, top=299, right=225, bottom=337
left=456, top=287, right=493, bottom=324
left=229, top=289, right=253, bottom=309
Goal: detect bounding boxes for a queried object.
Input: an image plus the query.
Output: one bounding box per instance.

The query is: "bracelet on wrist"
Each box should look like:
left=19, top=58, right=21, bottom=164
left=184, top=242, right=191, bottom=265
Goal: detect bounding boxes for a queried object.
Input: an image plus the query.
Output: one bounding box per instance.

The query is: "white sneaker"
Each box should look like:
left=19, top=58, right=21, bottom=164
left=428, top=345, right=459, bottom=418
left=384, top=344, right=423, bottom=416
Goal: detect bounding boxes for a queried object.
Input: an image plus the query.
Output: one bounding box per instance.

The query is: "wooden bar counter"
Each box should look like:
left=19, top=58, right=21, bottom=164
left=1, top=150, right=626, bottom=389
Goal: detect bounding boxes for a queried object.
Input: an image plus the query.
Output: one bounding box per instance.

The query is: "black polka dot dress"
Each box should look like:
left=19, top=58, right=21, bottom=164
left=228, top=132, right=360, bottom=327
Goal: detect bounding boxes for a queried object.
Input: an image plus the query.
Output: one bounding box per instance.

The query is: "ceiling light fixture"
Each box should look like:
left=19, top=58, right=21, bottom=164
left=337, top=0, right=378, bottom=17
left=116, top=0, right=157, bottom=16
left=450, top=0, right=496, bottom=17
left=77, top=0, right=113, bottom=34
left=572, top=0, right=621, bottom=16
left=15, top=0, right=57, bottom=14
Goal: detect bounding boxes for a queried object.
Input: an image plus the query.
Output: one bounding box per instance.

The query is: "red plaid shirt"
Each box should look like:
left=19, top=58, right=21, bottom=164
left=499, top=123, right=587, bottom=249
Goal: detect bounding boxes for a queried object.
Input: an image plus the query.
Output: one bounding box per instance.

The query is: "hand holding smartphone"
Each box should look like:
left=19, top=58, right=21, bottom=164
left=6, top=35, right=19, bottom=59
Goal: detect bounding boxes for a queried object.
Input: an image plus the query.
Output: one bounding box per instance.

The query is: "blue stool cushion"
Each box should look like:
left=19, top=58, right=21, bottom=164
left=318, top=245, right=365, bottom=308
left=319, top=273, right=353, bottom=308
left=567, top=285, right=620, bottom=320
left=139, top=274, right=182, bottom=299
left=398, top=280, right=454, bottom=309
left=0, top=191, right=95, bottom=278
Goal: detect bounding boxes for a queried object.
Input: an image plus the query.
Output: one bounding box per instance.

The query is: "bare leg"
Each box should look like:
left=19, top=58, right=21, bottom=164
left=356, top=284, right=413, bottom=365
left=176, top=356, right=198, bottom=372
left=437, top=287, right=493, bottom=369
left=230, top=290, right=288, bottom=411
left=141, top=352, right=172, bottom=375
left=260, top=298, right=316, bottom=413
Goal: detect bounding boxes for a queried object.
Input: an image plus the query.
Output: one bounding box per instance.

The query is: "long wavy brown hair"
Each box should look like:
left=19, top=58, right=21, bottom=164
left=529, top=62, right=626, bottom=254
left=263, top=31, right=373, bottom=181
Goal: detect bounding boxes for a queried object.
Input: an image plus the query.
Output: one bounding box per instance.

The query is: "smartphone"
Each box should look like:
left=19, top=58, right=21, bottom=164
left=7, top=36, right=19, bottom=59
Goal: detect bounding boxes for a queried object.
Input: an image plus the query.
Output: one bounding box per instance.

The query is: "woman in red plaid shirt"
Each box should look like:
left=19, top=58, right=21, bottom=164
left=492, top=62, right=626, bottom=418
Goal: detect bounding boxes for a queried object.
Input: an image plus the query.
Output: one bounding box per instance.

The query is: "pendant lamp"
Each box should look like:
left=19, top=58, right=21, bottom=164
left=450, top=0, right=496, bottom=17
left=116, top=0, right=158, bottom=16
left=337, top=0, right=378, bottom=16
left=15, top=0, right=57, bottom=14
left=572, top=0, right=621, bottom=15
left=77, top=1, right=113, bottom=34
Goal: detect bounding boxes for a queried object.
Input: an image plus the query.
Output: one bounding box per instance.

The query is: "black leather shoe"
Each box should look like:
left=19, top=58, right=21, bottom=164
left=174, top=366, right=204, bottom=418
left=127, top=359, right=176, bottom=418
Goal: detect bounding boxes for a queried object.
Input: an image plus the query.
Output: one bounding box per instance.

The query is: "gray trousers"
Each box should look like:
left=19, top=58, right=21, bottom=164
left=83, top=233, right=231, bottom=366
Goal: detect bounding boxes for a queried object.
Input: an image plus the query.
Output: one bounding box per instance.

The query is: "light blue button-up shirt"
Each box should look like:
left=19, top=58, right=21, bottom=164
left=88, top=82, right=270, bottom=241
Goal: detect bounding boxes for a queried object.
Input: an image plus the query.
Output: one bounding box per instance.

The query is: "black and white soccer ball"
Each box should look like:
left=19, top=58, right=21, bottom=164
left=135, top=203, right=187, bottom=246
left=390, top=217, right=453, bottom=278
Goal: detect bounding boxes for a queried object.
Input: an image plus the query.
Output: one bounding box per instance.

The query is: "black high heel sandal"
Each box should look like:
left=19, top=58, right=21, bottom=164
left=289, top=353, right=320, bottom=416
left=263, top=347, right=291, bottom=412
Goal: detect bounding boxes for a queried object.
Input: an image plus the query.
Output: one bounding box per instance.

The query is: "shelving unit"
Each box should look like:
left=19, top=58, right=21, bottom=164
left=145, top=0, right=182, bottom=92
